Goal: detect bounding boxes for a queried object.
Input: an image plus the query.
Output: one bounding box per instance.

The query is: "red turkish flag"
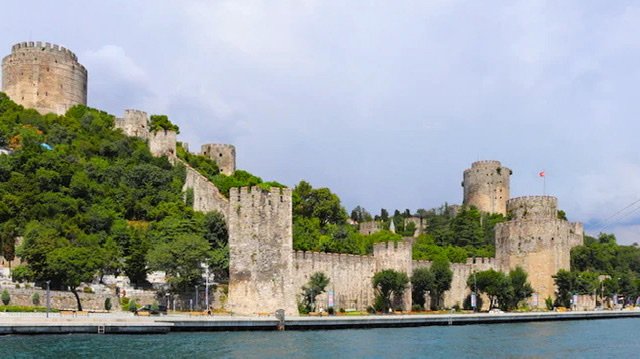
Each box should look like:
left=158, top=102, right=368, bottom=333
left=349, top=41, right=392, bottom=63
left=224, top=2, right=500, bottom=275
left=539, top=171, right=545, bottom=177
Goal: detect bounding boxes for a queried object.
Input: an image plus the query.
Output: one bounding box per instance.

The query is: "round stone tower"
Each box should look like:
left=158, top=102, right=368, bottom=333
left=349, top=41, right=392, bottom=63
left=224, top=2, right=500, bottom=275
left=462, top=160, right=511, bottom=215
left=201, top=144, right=236, bottom=176
left=495, top=196, right=584, bottom=306
left=2, top=41, right=87, bottom=115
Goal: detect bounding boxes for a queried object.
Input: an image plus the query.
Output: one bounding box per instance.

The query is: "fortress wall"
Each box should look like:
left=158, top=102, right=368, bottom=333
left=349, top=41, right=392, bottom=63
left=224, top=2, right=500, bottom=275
left=373, top=240, right=414, bottom=309
left=227, top=187, right=297, bottom=316
left=507, top=196, right=558, bottom=220
left=292, top=251, right=376, bottom=311
left=495, top=218, right=583, bottom=304
left=462, top=160, right=511, bottom=215
left=2, top=41, right=87, bottom=115
left=358, top=221, right=380, bottom=235
left=201, top=144, right=236, bottom=176
left=148, top=130, right=176, bottom=158
left=177, top=158, right=229, bottom=218
left=115, top=109, right=149, bottom=139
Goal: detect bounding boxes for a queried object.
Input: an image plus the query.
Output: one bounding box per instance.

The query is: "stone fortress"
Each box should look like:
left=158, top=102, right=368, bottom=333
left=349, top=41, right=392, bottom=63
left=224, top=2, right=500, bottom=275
left=1, top=42, right=584, bottom=315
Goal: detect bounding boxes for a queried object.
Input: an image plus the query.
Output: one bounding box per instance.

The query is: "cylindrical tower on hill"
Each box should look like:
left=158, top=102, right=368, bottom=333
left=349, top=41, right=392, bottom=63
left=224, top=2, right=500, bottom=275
left=2, top=41, right=87, bottom=115
left=201, top=144, right=236, bottom=176
left=462, top=160, right=511, bottom=215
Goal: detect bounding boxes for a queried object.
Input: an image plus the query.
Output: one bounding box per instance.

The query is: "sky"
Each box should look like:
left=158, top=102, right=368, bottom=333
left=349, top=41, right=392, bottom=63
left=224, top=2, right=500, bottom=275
left=1, top=1, right=640, bottom=244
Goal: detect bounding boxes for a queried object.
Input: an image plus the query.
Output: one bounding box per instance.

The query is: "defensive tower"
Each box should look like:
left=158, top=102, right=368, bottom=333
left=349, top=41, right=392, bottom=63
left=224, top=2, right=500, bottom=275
left=462, top=160, right=511, bottom=215
left=227, top=187, right=297, bottom=316
left=201, top=144, right=236, bottom=175
left=2, top=41, right=87, bottom=115
left=115, top=109, right=149, bottom=139
left=495, top=196, right=583, bottom=305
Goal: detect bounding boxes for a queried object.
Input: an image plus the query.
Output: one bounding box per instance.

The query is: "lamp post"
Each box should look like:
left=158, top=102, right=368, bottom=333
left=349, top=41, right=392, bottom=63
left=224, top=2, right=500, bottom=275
left=195, top=285, right=199, bottom=311
left=46, top=280, right=51, bottom=318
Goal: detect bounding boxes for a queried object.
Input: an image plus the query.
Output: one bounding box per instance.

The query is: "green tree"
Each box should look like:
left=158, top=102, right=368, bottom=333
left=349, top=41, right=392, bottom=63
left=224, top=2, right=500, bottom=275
left=146, top=234, right=212, bottom=292
left=372, top=269, right=409, bottom=312
left=469, top=269, right=509, bottom=310
left=1, top=289, right=10, bottom=305
left=508, top=267, right=534, bottom=309
left=429, top=258, right=453, bottom=310
left=300, top=272, right=330, bottom=313
left=411, top=267, right=434, bottom=309
left=32, top=292, right=40, bottom=306
left=47, top=246, right=104, bottom=311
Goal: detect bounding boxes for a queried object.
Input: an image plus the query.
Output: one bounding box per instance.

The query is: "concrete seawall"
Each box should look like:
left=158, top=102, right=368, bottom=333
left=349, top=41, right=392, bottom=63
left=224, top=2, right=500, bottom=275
left=1, top=311, right=639, bottom=334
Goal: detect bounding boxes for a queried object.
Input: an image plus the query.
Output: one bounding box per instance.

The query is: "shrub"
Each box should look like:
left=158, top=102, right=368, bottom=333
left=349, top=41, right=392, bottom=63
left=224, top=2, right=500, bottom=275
left=15, top=284, right=20, bottom=289
left=0, top=305, right=58, bottom=313
left=128, top=299, right=138, bottom=312
left=339, top=308, right=345, bottom=313
left=82, top=287, right=94, bottom=293
left=151, top=302, right=159, bottom=311
left=32, top=292, right=40, bottom=306
left=545, top=296, right=554, bottom=311
left=104, top=298, right=112, bottom=311
left=120, top=297, right=130, bottom=307
left=1, top=289, right=10, bottom=305
left=373, top=294, right=385, bottom=313
left=297, top=301, right=309, bottom=315
left=412, top=304, right=423, bottom=312
left=366, top=306, right=376, bottom=314
left=327, top=307, right=335, bottom=315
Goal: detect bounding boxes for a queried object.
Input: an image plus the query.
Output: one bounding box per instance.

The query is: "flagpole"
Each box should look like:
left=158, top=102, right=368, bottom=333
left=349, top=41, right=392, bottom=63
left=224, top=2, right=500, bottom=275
left=543, top=175, right=546, bottom=195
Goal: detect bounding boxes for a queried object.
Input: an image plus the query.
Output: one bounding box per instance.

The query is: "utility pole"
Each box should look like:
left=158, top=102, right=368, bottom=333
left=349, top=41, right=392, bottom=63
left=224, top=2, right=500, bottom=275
left=46, top=280, right=51, bottom=318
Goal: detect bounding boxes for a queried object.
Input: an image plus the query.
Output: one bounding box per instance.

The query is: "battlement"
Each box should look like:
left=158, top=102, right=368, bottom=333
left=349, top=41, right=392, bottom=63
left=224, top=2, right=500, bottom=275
left=507, top=196, right=557, bottom=220
left=230, top=186, right=292, bottom=210
left=373, top=238, right=413, bottom=256
left=124, top=109, right=148, bottom=117
left=293, top=250, right=374, bottom=266
left=9, top=41, right=85, bottom=70
left=148, top=129, right=177, bottom=157
left=466, top=160, right=502, bottom=170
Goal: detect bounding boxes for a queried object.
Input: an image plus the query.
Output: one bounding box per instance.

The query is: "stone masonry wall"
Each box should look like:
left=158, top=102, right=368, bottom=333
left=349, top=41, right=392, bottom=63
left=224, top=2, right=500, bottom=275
left=496, top=196, right=583, bottom=305
left=462, top=160, right=511, bottom=215
left=0, top=287, right=153, bottom=311
left=177, top=158, right=229, bottom=218
left=292, top=251, right=375, bottom=311
left=201, top=144, right=236, bottom=176
left=359, top=221, right=380, bottom=235
left=2, top=41, right=87, bottom=115
left=115, top=109, right=149, bottom=139
left=148, top=130, right=177, bottom=158
left=227, top=187, right=297, bottom=316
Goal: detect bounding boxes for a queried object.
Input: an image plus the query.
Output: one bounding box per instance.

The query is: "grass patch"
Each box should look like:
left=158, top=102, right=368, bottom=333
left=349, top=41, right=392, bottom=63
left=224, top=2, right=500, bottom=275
left=0, top=305, right=59, bottom=312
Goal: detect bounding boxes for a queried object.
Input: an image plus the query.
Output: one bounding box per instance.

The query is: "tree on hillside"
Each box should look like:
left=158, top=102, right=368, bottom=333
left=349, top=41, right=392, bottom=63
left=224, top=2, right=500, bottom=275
left=293, top=181, right=347, bottom=226
left=300, top=272, right=330, bottom=313
left=372, top=269, right=409, bottom=312
left=47, top=246, right=104, bottom=311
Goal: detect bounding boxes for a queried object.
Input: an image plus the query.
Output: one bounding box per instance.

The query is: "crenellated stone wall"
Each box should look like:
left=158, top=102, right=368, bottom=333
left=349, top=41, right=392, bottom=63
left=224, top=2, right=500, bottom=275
left=2, top=41, right=87, bottom=115
left=496, top=196, right=583, bottom=305
left=178, top=158, right=229, bottom=218
left=227, top=187, right=297, bottom=316
left=359, top=221, right=381, bottom=235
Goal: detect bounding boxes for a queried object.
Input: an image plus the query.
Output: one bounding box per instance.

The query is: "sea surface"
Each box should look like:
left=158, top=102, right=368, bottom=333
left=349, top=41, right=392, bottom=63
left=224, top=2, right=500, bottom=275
left=2, top=318, right=639, bottom=358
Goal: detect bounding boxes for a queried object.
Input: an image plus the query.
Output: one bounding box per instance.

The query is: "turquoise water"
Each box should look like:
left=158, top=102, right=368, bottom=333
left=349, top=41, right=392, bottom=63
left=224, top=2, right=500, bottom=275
left=2, top=318, right=639, bottom=358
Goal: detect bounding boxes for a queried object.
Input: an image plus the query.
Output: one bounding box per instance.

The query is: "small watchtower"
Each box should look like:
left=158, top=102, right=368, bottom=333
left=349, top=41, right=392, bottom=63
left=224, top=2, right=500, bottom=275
left=201, top=144, right=236, bottom=175
left=2, top=41, right=87, bottom=115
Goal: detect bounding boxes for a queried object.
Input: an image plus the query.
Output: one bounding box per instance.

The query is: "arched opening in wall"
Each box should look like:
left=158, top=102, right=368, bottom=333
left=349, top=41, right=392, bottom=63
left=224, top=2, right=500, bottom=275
left=219, top=153, right=223, bottom=157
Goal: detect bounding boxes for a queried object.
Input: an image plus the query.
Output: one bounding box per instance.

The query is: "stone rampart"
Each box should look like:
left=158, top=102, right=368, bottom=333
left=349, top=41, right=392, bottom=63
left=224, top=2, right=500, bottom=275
left=2, top=41, right=87, bottom=115
left=201, top=144, right=236, bottom=176
left=227, top=187, right=297, bottom=316
left=148, top=130, right=177, bottom=158
left=292, top=251, right=376, bottom=311
left=495, top=217, right=583, bottom=304
left=358, top=221, right=380, bottom=235
left=177, top=158, right=229, bottom=217
left=507, top=196, right=558, bottom=220
left=115, top=109, right=149, bottom=139
left=462, top=160, right=510, bottom=215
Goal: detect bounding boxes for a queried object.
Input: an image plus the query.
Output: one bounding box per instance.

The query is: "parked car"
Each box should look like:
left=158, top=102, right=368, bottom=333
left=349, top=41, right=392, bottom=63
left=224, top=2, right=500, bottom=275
left=135, top=305, right=167, bottom=315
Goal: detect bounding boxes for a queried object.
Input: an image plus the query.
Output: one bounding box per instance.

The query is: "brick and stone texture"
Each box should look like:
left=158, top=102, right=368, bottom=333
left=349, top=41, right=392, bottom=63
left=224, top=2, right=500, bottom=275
left=462, top=160, right=511, bottom=215
left=495, top=196, right=583, bottom=306
left=178, top=158, right=229, bottom=218
left=227, top=187, right=298, bottom=316
left=201, top=144, right=236, bottom=175
left=359, top=221, right=381, bottom=235
left=2, top=41, right=87, bottom=115
left=148, top=130, right=177, bottom=158
left=115, top=109, right=150, bottom=139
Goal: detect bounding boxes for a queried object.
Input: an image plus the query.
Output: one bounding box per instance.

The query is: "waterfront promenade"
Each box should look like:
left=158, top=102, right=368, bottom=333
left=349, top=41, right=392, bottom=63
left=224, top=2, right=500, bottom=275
left=1, top=310, right=639, bottom=334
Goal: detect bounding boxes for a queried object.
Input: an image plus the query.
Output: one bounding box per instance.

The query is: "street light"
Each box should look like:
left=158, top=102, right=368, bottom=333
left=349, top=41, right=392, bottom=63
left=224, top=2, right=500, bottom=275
left=195, top=285, right=199, bottom=311
left=46, top=280, right=51, bottom=318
